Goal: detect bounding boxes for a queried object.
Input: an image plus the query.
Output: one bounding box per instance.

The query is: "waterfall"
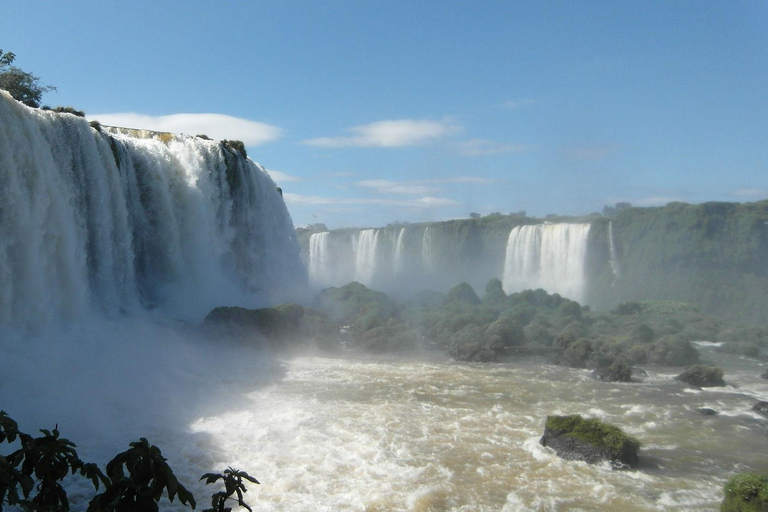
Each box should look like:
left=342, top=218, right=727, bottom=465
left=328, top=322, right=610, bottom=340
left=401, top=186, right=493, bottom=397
left=308, top=232, right=330, bottom=288
left=393, top=227, right=406, bottom=274
left=421, top=226, right=434, bottom=271
left=354, top=229, right=379, bottom=284
left=0, top=91, right=305, bottom=329
left=608, top=221, right=621, bottom=284
left=502, top=223, right=591, bottom=302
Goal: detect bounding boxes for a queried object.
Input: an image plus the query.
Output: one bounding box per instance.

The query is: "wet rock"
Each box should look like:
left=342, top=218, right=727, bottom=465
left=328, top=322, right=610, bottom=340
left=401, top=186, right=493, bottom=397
left=752, top=401, right=768, bottom=419
left=697, top=408, right=718, bottom=416
left=675, top=365, right=726, bottom=387
left=539, top=414, right=640, bottom=468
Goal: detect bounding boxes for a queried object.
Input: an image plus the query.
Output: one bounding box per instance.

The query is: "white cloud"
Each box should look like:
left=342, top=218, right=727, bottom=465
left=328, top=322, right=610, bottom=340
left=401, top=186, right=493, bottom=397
left=302, top=118, right=461, bottom=148
left=357, top=180, right=442, bottom=195
left=87, top=112, right=283, bottom=146
left=283, top=193, right=459, bottom=208
left=731, top=188, right=767, bottom=198
left=457, top=138, right=530, bottom=156
left=265, top=169, right=301, bottom=182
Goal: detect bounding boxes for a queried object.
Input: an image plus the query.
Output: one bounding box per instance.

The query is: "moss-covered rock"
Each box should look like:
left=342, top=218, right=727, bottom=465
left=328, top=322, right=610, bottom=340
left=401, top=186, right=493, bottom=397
left=592, top=360, right=633, bottom=383
left=539, top=414, right=640, bottom=467
left=721, top=472, right=768, bottom=512
left=676, top=365, right=726, bottom=387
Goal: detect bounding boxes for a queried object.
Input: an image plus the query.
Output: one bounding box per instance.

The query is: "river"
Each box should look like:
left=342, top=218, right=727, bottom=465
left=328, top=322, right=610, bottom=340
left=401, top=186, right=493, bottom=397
left=185, top=345, right=768, bottom=511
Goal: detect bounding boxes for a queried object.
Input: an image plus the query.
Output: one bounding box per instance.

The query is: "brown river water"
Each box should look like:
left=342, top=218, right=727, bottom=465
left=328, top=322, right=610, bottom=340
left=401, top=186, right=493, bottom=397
left=184, top=343, right=768, bottom=511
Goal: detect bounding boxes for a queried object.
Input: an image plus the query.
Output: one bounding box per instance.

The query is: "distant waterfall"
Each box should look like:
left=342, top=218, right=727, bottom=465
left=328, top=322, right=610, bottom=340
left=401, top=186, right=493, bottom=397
left=354, top=229, right=379, bottom=284
left=421, top=226, right=434, bottom=270
left=502, top=223, right=591, bottom=302
left=308, top=232, right=331, bottom=287
left=608, top=221, right=621, bottom=284
left=393, top=227, right=406, bottom=274
left=0, top=91, right=305, bottom=328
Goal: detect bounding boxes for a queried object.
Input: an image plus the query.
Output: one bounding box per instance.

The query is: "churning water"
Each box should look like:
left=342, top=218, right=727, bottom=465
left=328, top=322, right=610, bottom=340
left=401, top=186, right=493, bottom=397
left=186, top=346, right=768, bottom=512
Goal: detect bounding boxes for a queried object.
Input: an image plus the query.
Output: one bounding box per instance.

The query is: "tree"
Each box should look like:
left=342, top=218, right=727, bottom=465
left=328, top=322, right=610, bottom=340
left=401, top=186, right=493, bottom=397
left=0, top=49, right=55, bottom=107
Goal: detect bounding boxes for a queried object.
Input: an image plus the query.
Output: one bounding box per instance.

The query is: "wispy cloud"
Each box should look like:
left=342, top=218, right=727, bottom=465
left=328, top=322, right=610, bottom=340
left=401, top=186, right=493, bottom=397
left=731, top=188, right=767, bottom=198
left=355, top=176, right=495, bottom=196
left=88, top=112, right=282, bottom=146
left=500, top=98, right=537, bottom=109
left=456, top=138, right=531, bottom=156
left=283, top=193, right=460, bottom=208
left=265, top=169, right=301, bottom=182
left=302, top=118, right=461, bottom=148
left=357, top=180, right=442, bottom=195
left=562, top=145, right=621, bottom=161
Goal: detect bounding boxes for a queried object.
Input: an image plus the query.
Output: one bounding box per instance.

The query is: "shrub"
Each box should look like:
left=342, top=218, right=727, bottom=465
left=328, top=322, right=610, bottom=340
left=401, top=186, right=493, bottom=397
left=676, top=365, right=725, bottom=387
left=721, top=472, right=768, bottom=512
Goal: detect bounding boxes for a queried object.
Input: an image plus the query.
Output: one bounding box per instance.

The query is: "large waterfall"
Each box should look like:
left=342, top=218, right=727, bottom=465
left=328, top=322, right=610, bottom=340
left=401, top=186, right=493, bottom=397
left=0, top=91, right=306, bottom=329
left=501, top=223, right=591, bottom=302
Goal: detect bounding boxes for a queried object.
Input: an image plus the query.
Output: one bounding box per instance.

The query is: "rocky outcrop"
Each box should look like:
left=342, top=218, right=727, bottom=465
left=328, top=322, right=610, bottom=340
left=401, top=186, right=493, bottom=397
left=752, top=401, right=768, bottom=419
left=539, top=415, right=640, bottom=467
left=675, top=365, right=726, bottom=387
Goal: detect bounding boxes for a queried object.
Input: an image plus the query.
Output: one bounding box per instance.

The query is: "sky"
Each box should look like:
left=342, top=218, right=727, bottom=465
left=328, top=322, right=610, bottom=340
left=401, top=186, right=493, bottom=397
left=2, top=1, right=767, bottom=229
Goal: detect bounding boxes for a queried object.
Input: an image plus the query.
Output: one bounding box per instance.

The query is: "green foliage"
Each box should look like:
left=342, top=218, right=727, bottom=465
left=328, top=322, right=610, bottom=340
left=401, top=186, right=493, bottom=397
left=0, top=413, right=107, bottom=512
left=722, top=473, right=768, bottom=512
left=201, top=467, right=259, bottom=512
left=676, top=365, right=726, bottom=387
left=0, top=49, right=56, bottom=107
left=0, top=413, right=261, bottom=512
left=443, top=282, right=481, bottom=305
left=544, top=414, right=640, bottom=453
left=592, top=360, right=632, bottom=382
left=88, top=438, right=195, bottom=512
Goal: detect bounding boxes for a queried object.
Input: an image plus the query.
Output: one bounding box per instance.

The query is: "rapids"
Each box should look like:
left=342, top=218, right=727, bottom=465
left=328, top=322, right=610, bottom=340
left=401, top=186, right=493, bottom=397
left=186, top=345, right=768, bottom=511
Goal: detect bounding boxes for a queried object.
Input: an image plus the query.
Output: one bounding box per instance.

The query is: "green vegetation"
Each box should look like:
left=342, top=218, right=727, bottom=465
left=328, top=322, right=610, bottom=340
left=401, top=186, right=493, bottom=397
left=590, top=200, right=768, bottom=325
left=221, top=140, right=247, bottom=158
left=676, top=365, right=726, bottom=387
left=722, top=473, right=768, bottom=512
left=541, top=415, right=640, bottom=466
left=0, top=49, right=56, bottom=107
left=0, top=411, right=257, bottom=512
left=544, top=415, right=640, bottom=453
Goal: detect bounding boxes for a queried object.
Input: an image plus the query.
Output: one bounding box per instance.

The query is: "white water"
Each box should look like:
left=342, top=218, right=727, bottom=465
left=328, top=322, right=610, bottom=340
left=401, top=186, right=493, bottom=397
left=502, top=223, right=591, bottom=302
left=608, top=221, right=621, bottom=284
left=354, top=229, right=380, bottom=284
left=393, top=227, right=406, bottom=274
left=421, top=226, right=434, bottom=271
left=0, top=91, right=305, bottom=328
left=186, top=348, right=768, bottom=511
left=308, top=232, right=330, bottom=287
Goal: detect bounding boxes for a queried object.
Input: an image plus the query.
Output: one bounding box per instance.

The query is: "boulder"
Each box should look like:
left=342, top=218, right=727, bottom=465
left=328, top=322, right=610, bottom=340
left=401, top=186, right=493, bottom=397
left=721, top=472, right=768, bottom=512
left=752, top=401, right=768, bottom=419
left=539, top=415, right=640, bottom=468
left=675, top=365, right=726, bottom=387
left=696, top=408, right=718, bottom=416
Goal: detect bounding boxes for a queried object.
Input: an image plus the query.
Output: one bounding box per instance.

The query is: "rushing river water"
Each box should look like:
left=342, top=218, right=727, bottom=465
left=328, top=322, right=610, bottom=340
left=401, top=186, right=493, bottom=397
left=185, top=345, right=768, bottom=512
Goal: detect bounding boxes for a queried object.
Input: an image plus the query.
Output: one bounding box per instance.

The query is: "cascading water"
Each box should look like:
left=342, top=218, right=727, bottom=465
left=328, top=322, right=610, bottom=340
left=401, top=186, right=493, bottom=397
left=421, top=226, right=434, bottom=271
left=502, top=223, right=591, bottom=302
left=308, top=232, right=330, bottom=288
left=353, top=229, right=379, bottom=284
left=608, top=220, right=621, bottom=284
left=393, top=227, right=406, bottom=274
left=0, top=91, right=306, bottom=329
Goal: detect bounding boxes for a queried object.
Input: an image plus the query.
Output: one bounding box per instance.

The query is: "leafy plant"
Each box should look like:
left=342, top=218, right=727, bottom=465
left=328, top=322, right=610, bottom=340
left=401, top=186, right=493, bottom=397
left=87, top=438, right=195, bottom=512
left=0, top=412, right=107, bottom=512
left=200, top=467, right=260, bottom=512
left=0, top=49, right=56, bottom=107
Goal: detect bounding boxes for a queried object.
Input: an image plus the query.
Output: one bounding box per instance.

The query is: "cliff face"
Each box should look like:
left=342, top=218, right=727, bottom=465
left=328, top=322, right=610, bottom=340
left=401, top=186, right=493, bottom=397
left=300, top=201, right=768, bottom=324
left=588, top=201, right=768, bottom=324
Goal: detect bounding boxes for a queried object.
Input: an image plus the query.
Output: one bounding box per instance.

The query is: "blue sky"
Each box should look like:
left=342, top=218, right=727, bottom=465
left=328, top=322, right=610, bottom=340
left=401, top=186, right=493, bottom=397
left=3, top=1, right=767, bottom=228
